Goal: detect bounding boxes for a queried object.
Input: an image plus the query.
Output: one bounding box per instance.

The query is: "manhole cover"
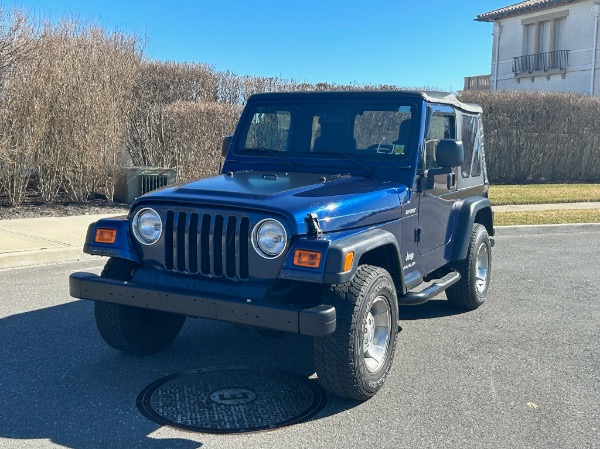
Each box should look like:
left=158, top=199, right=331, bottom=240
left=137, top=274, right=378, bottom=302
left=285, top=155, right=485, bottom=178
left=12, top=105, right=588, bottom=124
left=136, top=367, right=326, bottom=433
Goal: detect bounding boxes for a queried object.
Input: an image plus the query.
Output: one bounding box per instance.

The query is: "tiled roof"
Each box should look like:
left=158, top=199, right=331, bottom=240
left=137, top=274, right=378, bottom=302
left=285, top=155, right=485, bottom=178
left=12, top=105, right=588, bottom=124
left=476, top=0, right=578, bottom=22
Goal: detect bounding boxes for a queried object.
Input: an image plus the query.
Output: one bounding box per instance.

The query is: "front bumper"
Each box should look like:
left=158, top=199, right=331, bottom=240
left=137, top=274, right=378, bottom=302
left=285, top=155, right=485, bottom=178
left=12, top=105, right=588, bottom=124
left=69, top=272, right=336, bottom=337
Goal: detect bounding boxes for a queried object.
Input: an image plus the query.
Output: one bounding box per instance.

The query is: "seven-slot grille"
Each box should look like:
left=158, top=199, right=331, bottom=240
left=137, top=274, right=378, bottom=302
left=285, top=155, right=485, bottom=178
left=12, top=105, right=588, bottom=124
left=164, top=210, right=250, bottom=279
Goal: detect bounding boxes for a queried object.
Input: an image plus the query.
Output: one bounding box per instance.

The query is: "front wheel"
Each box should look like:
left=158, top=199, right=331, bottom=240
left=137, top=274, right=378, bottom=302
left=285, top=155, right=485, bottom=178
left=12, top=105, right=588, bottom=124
left=314, top=265, right=399, bottom=401
left=446, top=224, right=492, bottom=310
left=94, top=257, right=186, bottom=355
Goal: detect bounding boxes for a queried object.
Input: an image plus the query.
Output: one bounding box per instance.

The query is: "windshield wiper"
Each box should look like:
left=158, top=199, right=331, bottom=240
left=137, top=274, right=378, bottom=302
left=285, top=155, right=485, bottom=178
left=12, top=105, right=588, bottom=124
left=322, top=152, right=374, bottom=177
left=244, top=148, right=295, bottom=169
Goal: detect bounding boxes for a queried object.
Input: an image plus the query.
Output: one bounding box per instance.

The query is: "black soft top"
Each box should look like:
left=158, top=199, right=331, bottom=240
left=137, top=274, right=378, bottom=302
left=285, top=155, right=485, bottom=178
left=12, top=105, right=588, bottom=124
left=247, top=90, right=482, bottom=114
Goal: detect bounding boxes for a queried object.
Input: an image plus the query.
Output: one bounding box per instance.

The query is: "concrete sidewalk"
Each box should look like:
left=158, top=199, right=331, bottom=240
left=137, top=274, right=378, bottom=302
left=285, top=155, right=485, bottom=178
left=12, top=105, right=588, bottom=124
left=493, top=201, right=600, bottom=212
left=0, top=202, right=598, bottom=270
left=0, top=214, right=123, bottom=270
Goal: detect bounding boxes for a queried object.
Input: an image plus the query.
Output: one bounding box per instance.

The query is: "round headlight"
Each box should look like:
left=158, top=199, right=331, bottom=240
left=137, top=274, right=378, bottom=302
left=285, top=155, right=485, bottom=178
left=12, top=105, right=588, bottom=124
left=132, top=208, right=162, bottom=245
left=252, top=219, right=287, bottom=258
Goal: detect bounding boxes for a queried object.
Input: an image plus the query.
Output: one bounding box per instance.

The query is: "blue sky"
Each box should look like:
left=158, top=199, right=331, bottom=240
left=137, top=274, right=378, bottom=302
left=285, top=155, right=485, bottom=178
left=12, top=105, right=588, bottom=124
left=10, top=1, right=511, bottom=92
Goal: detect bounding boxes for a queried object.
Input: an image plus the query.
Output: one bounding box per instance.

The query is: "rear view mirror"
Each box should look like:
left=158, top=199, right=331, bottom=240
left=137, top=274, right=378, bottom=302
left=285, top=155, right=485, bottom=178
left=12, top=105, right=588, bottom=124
left=222, top=135, right=233, bottom=157
left=436, top=139, right=464, bottom=168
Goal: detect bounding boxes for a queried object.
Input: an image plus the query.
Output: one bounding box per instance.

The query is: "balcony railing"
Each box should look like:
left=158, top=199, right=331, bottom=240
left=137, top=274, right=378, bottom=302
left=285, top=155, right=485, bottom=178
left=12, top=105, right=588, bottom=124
left=463, top=75, right=491, bottom=91
left=513, top=50, right=569, bottom=75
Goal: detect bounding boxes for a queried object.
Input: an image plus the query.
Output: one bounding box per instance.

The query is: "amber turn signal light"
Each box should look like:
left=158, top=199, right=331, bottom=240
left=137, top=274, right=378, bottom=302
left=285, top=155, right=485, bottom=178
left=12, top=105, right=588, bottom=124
left=293, top=250, right=322, bottom=268
left=95, top=228, right=117, bottom=244
left=344, top=252, right=354, bottom=272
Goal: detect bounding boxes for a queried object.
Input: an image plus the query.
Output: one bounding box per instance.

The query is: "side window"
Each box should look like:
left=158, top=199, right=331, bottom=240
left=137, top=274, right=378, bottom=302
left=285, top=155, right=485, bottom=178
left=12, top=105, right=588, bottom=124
left=425, top=113, right=455, bottom=169
left=243, top=110, right=291, bottom=151
left=461, top=114, right=482, bottom=178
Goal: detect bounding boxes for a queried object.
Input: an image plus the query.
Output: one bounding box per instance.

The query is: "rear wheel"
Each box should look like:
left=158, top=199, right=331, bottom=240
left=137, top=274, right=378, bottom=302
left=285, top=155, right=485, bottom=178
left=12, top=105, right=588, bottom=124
left=446, top=224, right=492, bottom=310
left=314, top=265, right=399, bottom=401
left=94, top=258, right=186, bottom=355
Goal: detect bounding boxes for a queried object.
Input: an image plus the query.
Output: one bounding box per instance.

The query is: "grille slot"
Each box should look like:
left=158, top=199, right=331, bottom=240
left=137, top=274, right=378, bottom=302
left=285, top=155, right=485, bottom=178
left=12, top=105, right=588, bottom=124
left=213, top=215, right=224, bottom=276
left=164, top=210, right=250, bottom=279
left=225, top=217, right=237, bottom=278
left=201, top=214, right=211, bottom=274
left=176, top=212, right=187, bottom=272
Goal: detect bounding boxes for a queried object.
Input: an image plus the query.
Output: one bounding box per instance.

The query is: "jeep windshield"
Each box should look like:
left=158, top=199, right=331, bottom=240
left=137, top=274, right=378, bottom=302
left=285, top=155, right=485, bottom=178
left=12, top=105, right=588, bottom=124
left=232, top=98, right=421, bottom=172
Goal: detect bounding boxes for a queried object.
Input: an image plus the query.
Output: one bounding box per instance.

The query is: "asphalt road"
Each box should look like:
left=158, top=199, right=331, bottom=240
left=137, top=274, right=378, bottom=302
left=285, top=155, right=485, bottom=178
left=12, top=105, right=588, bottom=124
left=1, top=224, right=598, bottom=449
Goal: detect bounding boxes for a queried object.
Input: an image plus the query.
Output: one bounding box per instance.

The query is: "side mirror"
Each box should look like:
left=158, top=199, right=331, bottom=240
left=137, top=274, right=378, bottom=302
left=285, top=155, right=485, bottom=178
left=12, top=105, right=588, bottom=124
left=222, top=135, right=233, bottom=157
left=436, top=139, right=464, bottom=168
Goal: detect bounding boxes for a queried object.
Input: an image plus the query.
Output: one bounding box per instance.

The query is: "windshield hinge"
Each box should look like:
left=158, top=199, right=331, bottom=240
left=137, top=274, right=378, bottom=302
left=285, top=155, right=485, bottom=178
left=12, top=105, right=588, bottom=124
left=305, top=213, right=323, bottom=239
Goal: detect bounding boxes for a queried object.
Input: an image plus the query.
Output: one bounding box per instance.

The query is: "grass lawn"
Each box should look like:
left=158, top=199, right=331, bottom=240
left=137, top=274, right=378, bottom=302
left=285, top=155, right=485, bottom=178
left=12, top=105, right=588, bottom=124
left=489, top=184, right=600, bottom=225
left=488, top=183, right=600, bottom=205
left=495, top=209, right=600, bottom=226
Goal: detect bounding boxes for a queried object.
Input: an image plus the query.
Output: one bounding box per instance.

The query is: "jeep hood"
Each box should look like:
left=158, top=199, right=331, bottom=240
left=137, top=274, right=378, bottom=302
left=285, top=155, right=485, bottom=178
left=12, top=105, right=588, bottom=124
left=137, top=171, right=412, bottom=234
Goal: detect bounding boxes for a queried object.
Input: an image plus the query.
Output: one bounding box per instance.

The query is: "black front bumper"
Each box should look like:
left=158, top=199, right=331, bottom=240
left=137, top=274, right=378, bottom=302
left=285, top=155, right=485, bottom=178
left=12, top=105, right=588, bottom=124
left=69, top=272, right=336, bottom=337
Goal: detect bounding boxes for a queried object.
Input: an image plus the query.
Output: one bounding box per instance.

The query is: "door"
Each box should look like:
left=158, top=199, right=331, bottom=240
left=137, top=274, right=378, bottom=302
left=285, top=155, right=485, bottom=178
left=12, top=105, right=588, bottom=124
left=417, top=105, right=457, bottom=255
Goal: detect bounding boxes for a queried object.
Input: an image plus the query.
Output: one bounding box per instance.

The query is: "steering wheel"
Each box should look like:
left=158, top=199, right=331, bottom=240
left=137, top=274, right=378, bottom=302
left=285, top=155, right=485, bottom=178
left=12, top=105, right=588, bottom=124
left=366, top=143, right=393, bottom=154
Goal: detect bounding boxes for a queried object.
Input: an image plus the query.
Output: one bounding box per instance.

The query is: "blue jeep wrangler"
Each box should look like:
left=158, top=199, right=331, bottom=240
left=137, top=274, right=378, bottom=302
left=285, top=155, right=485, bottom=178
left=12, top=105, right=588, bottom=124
left=70, top=91, right=494, bottom=400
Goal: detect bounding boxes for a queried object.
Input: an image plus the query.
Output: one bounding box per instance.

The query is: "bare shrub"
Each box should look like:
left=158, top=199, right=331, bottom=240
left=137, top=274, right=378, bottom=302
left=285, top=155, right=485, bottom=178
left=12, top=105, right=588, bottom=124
left=156, top=102, right=241, bottom=181
left=28, top=22, right=141, bottom=202
left=460, top=90, right=600, bottom=183
left=0, top=8, right=35, bottom=85
left=0, top=8, right=39, bottom=206
left=127, top=61, right=219, bottom=167
left=136, top=61, right=218, bottom=104
left=0, top=106, right=38, bottom=206
left=0, top=15, right=141, bottom=205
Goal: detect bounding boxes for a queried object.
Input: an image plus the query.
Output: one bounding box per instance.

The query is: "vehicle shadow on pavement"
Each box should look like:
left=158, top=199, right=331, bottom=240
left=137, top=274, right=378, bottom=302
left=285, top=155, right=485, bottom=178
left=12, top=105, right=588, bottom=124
left=0, top=300, right=203, bottom=449
left=399, top=298, right=468, bottom=321
left=0, top=299, right=360, bottom=448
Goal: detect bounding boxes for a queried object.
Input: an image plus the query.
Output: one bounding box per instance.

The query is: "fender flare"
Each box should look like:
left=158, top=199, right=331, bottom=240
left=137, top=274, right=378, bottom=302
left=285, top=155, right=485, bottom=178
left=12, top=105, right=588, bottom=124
left=323, top=228, right=402, bottom=285
left=449, top=197, right=494, bottom=261
left=83, top=217, right=140, bottom=263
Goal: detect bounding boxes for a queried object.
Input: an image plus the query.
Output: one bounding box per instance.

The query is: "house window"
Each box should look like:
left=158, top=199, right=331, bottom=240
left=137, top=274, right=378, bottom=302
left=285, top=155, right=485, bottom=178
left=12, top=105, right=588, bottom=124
left=538, top=21, right=551, bottom=53
left=524, top=23, right=536, bottom=55
left=517, top=10, right=569, bottom=73
left=554, top=17, right=566, bottom=51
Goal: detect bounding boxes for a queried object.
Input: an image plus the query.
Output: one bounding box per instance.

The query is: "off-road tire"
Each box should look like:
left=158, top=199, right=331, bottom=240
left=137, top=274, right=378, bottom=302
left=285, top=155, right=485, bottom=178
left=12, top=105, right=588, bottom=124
left=94, top=257, right=186, bottom=355
left=314, top=265, right=399, bottom=401
left=446, top=224, right=492, bottom=310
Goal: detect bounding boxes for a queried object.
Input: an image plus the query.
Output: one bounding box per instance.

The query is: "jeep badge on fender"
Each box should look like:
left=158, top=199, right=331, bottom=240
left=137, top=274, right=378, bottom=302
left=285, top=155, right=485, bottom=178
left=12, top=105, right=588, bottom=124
left=69, top=91, right=494, bottom=401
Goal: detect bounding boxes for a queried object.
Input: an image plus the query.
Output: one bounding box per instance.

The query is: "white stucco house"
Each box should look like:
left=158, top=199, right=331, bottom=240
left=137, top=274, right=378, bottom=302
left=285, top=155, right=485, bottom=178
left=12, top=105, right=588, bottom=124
left=465, top=0, right=600, bottom=95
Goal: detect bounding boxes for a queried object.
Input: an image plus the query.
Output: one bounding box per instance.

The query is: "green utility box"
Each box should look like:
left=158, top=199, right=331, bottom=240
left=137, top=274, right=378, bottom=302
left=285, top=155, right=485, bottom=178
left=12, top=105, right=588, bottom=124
left=114, top=167, right=176, bottom=204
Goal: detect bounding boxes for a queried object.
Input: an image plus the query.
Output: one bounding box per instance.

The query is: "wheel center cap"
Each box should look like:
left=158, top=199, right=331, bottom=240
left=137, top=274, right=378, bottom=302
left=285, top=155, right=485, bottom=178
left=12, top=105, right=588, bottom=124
left=363, top=312, right=375, bottom=349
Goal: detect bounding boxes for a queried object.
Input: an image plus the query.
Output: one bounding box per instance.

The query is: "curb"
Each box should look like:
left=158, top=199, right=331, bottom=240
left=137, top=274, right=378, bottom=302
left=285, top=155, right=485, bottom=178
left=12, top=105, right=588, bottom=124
left=0, top=247, right=99, bottom=271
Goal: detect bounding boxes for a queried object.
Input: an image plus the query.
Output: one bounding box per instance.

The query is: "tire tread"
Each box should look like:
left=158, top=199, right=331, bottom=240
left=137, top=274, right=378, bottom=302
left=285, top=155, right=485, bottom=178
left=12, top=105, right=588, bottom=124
left=314, top=265, right=398, bottom=401
left=446, top=224, right=490, bottom=310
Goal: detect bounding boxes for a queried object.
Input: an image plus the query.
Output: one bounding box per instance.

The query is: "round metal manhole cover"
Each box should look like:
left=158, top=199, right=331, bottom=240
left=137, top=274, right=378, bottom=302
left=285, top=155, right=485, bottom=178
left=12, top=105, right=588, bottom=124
left=136, top=367, right=326, bottom=433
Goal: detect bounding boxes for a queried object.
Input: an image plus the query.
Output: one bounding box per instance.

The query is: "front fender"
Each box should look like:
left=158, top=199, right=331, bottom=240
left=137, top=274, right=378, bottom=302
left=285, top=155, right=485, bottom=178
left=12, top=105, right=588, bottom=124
left=83, top=217, right=140, bottom=263
left=323, top=228, right=401, bottom=284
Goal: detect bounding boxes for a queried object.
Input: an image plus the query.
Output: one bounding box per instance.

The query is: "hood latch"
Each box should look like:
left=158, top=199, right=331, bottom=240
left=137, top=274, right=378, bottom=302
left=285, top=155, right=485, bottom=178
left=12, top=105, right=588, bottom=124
left=305, top=213, right=323, bottom=239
